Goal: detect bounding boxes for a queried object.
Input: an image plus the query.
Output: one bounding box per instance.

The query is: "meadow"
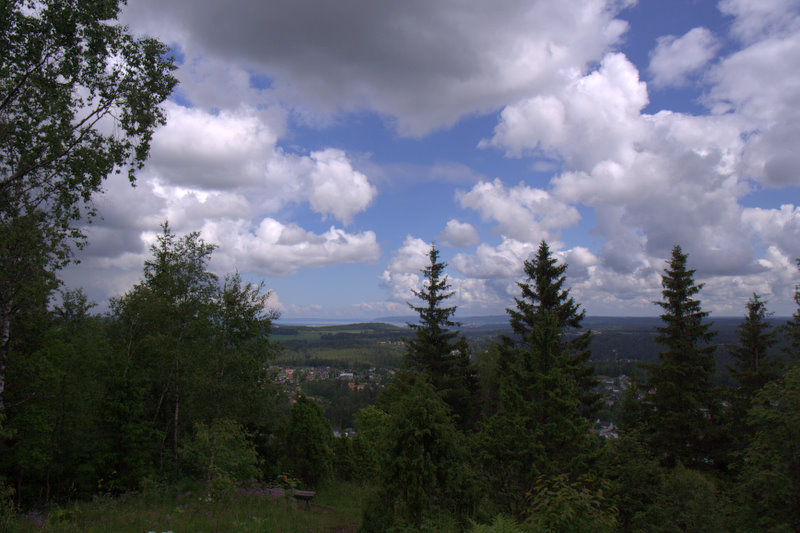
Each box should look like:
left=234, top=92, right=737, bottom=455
left=4, top=481, right=369, bottom=533
left=273, top=323, right=410, bottom=368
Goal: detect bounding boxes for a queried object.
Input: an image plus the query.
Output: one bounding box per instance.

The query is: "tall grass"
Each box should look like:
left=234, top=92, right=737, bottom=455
left=8, top=480, right=371, bottom=533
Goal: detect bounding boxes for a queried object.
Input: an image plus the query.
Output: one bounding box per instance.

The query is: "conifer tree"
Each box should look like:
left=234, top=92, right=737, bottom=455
left=643, top=245, right=719, bottom=468
left=786, top=258, right=800, bottom=356
left=726, top=293, right=781, bottom=467
left=480, top=241, right=598, bottom=516
left=503, top=241, right=598, bottom=418
left=728, top=293, right=779, bottom=398
left=405, top=245, right=477, bottom=428
left=362, top=373, right=477, bottom=531
left=737, top=359, right=800, bottom=531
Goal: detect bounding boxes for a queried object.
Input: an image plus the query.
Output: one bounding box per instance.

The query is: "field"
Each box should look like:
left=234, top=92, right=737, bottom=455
left=5, top=481, right=370, bottom=533
left=273, top=323, right=410, bottom=368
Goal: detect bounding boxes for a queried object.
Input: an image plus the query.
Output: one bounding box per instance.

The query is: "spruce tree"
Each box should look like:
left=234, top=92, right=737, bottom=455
left=786, top=258, right=800, bottom=357
left=405, top=245, right=477, bottom=429
left=504, top=241, right=599, bottom=418
left=480, top=241, right=598, bottom=516
left=726, top=293, right=781, bottom=467
left=643, top=245, right=719, bottom=468
left=362, top=373, right=478, bottom=531
left=728, top=293, right=779, bottom=397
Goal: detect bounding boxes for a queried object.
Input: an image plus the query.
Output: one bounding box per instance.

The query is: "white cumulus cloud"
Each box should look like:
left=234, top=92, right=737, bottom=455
left=649, top=27, right=720, bottom=88
left=308, top=149, right=377, bottom=224
left=457, top=179, right=581, bottom=243
left=205, top=218, right=380, bottom=276
left=440, top=219, right=480, bottom=248
left=150, top=103, right=279, bottom=189
left=483, top=53, right=649, bottom=171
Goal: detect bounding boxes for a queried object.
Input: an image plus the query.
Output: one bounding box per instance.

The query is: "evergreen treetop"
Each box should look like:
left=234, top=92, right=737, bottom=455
left=644, top=245, right=720, bottom=468
left=404, top=244, right=476, bottom=428
left=406, top=245, right=461, bottom=366
left=503, top=241, right=598, bottom=418
left=653, top=246, right=715, bottom=354
left=786, top=258, right=800, bottom=356
left=508, top=241, right=585, bottom=338
left=479, top=242, right=600, bottom=517
left=728, top=293, right=779, bottom=396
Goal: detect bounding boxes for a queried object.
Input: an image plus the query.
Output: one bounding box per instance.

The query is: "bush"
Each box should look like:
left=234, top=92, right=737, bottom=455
left=180, top=418, right=262, bottom=486
left=631, top=466, right=725, bottom=533
left=0, top=481, right=16, bottom=532
left=470, top=514, right=526, bottom=533
left=523, top=474, right=617, bottom=533
left=286, top=395, right=334, bottom=487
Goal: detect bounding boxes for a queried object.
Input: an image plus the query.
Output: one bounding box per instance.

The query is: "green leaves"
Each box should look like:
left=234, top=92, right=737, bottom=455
left=286, top=395, right=334, bottom=487
left=737, top=360, right=800, bottom=531
left=0, top=0, right=177, bottom=412
left=363, top=372, right=477, bottom=531
left=180, top=418, right=262, bottom=484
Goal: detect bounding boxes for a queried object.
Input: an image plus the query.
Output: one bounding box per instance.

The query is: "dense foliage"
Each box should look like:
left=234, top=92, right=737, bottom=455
left=1, top=225, right=282, bottom=503
left=2, top=231, right=800, bottom=532
left=0, top=0, right=177, bottom=412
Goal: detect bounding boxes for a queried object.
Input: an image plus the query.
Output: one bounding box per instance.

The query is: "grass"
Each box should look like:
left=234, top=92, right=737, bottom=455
left=7, top=480, right=371, bottom=533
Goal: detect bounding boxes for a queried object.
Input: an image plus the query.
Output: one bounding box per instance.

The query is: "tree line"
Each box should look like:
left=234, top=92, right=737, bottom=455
left=353, top=242, right=800, bottom=532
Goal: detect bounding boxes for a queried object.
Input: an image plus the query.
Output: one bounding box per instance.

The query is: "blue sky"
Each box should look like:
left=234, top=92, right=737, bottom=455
left=62, top=0, right=800, bottom=320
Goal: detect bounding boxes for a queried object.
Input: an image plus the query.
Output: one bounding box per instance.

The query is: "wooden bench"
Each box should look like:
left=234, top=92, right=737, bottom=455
left=293, top=489, right=316, bottom=508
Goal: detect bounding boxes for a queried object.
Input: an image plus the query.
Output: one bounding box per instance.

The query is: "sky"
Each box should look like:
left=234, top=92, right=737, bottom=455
left=61, top=0, right=800, bottom=321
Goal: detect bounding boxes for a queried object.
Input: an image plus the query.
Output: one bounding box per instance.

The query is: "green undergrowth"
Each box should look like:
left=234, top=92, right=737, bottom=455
left=7, top=480, right=372, bottom=533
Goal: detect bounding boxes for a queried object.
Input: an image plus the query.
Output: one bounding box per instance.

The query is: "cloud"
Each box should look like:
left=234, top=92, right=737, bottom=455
left=480, top=21, right=800, bottom=315
left=457, top=178, right=581, bottom=243
left=380, top=236, right=430, bottom=301
left=484, top=49, right=763, bottom=279
left=451, top=238, right=536, bottom=279
left=649, top=27, right=720, bottom=88
left=719, top=0, right=800, bottom=43
left=440, top=219, right=479, bottom=248
left=123, top=0, right=632, bottom=136
left=149, top=103, right=280, bottom=189
left=381, top=235, right=521, bottom=313
left=742, top=204, right=800, bottom=259
left=64, top=0, right=800, bottom=319
left=482, top=53, right=649, bottom=170
left=308, top=149, right=377, bottom=224
left=204, top=218, right=381, bottom=276
left=558, top=246, right=599, bottom=282
left=708, top=30, right=800, bottom=187
left=149, top=105, right=378, bottom=224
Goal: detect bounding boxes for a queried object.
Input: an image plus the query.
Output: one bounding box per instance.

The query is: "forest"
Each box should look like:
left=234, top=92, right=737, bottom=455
left=2, top=2, right=800, bottom=531
left=2, top=228, right=799, bottom=531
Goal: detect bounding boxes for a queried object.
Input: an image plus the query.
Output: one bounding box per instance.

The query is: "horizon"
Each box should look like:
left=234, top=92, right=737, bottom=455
left=275, top=313, right=794, bottom=327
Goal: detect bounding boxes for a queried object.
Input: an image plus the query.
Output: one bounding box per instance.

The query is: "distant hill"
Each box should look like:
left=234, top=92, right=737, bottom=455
left=272, top=315, right=792, bottom=379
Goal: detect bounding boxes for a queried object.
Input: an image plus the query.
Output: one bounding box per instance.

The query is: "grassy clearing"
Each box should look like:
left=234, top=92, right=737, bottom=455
left=8, top=481, right=371, bottom=533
